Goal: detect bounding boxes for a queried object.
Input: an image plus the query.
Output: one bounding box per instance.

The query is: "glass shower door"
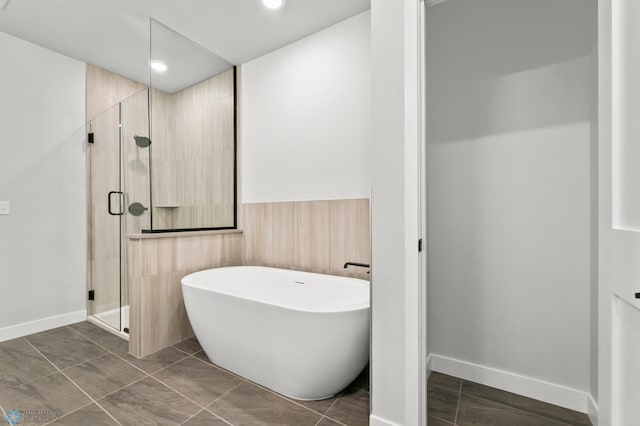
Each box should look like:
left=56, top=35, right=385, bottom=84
left=88, top=102, right=122, bottom=331
left=88, top=88, right=150, bottom=334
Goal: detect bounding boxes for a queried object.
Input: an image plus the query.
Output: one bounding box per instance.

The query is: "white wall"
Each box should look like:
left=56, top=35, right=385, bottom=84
left=0, top=31, right=86, bottom=340
left=596, top=2, right=612, bottom=415
left=240, top=11, right=371, bottom=203
left=589, top=43, right=599, bottom=410
left=427, top=0, right=597, bottom=408
left=370, top=0, right=423, bottom=424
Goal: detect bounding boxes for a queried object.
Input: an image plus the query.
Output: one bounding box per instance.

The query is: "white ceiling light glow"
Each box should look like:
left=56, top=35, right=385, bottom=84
left=150, top=60, right=168, bottom=73
left=262, top=0, right=284, bottom=10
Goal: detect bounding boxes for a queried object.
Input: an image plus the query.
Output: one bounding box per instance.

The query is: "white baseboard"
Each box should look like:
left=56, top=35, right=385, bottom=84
left=587, top=394, right=599, bottom=425
left=369, top=414, right=401, bottom=426
left=429, top=353, right=592, bottom=415
left=0, top=310, right=86, bottom=342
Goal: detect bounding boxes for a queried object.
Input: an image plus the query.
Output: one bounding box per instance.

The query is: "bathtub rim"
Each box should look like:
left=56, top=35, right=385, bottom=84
left=181, top=265, right=370, bottom=314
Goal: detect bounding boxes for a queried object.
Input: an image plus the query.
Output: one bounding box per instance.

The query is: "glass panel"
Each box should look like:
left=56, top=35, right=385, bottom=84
left=120, top=88, right=151, bottom=332
left=149, top=19, right=236, bottom=231
left=88, top=102, right=121, bottom=331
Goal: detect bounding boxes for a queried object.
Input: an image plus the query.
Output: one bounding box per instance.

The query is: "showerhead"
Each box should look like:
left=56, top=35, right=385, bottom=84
left=134, top=136, right=151, bottom=148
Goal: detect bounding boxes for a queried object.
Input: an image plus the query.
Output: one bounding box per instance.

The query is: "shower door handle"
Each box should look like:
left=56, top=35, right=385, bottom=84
left=108, top=191, right=124, bottom=216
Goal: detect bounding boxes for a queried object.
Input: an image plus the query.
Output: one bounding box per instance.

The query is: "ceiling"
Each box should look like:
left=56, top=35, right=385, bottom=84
left=0, top=0, right=370, bottom=91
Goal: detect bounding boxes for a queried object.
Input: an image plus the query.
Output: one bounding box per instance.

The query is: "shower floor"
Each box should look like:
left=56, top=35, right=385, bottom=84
left=88, top=305, right=129, bottom=340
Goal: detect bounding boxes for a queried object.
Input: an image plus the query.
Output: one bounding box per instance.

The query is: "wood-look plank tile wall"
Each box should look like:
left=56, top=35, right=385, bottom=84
left=127, top=199, right=368, bottom=358
left=239, top=199, right=370, bottom=280
left=86, top=64, right=146, bottom=121
left=151, top=69, right=235, bottom=229
left=128, top=232, right=243, bottom=358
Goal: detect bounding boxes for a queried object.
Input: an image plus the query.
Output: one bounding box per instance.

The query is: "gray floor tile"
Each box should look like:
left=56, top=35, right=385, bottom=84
left=82, top=328, right=130, bottom=356
left=121, top=346, right=189, bottom=374
left=316, top=417, right=342, bottom=425
left=0, top=337, right=35, bottom=356
left=184, top=410, right=230, bottom=425
left=187, top=353, right=339, bottom=417
left=427, top=416, right=454, bottom=426
left=153, top=356, right=242, bottom=406
left=0, top=372, right=91, bottom=423
left=208, top=382, right=321, bottom=426
left=462, top=381, right=591, bottom=425
left=428, top=372, right=463, bottom=392
left=63, top=353, right=147, bottom=399
left=427, top=384, right=459, bottom=424
left=193, top=350, right=213, bottom=365
left=49, top=403, right=118, bottom=425
left=0, top=338, right=56, bottom=390
left=190, top=351, right=244, bottom=380
left=3, top=327, right=597, bottom=426
left=98, top=376, right=200, bottom=426
left=68, top=321, right=129, bottom=356
left=25, top=326, right=107, bottom=370
left=456, top=393, right=570, bottom=426
left=294, top=394, right=339, bottom=417
left=324, top=388, right=369, bottom=426
left=172, top=337, right=202, bottom=355
left=67, top=321, right=105, bottom=336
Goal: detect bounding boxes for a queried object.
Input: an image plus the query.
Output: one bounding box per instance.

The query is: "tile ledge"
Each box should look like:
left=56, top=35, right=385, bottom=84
left=125, top=229, right=243, bottom=240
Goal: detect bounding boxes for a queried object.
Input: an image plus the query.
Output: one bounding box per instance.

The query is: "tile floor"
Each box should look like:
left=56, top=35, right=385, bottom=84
left=427, top=372, right=592, bottom=426
left=0, top=322, right=368, bottom=425
left=0, top=322, right=592, bottom=425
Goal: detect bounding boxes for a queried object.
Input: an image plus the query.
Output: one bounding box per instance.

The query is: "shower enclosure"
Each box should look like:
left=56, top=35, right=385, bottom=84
left=86, top=19, right=236, bottom=338
left=87, top=88, right=151, bottom=336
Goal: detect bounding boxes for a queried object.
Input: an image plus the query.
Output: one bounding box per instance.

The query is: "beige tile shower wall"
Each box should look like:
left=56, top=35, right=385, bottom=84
left=86, top=64, right=146, bottom=120
left=150, top=88, right=177, bottom=229
left=128, top=231, right=243, bottom=358
left=121, top=89, right=152, bottom=234
left=239, top=199, right=370, bottom=280
left=151, top=69, right=235, bottom=229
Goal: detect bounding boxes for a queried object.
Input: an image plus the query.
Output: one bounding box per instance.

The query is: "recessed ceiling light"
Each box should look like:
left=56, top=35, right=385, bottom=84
left=150, top=60, right=168, bottom=73
left=262, top=0, right=284, bottom=10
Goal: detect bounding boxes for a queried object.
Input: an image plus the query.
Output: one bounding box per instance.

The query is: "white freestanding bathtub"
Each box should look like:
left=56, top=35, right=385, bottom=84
left=181, top=266, right=370, bottom=400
